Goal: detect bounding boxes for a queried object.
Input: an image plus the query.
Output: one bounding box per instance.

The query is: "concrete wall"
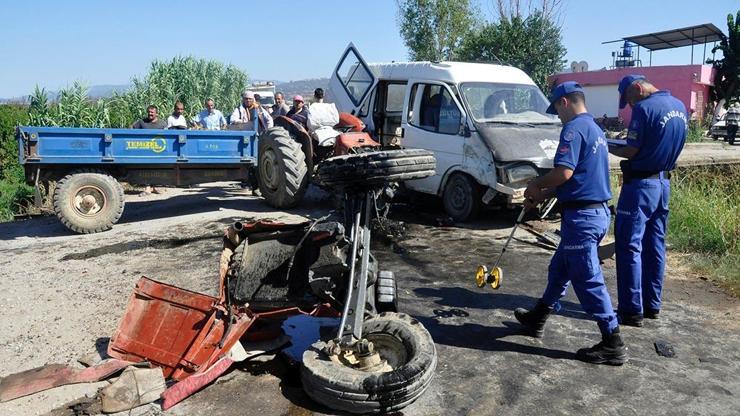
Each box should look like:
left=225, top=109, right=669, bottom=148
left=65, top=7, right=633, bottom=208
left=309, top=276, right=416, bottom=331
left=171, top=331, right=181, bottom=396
left=549, top=65, right=715, bottom=125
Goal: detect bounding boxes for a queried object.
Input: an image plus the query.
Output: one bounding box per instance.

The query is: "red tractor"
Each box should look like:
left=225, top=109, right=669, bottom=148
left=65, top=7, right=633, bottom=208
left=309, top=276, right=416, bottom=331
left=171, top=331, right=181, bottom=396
left=257, top=109, right=434, bottom=208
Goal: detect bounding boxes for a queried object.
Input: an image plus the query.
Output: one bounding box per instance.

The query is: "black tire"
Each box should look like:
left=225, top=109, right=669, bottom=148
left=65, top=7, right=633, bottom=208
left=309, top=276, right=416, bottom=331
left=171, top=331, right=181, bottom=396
left=442, top=172, right=482, bottom=222
left=317, top=149, right=435, bottom=188
left=53, top=170, right=124, bottom=234
left=258, top=127, right=308, bottom=208
left=375, top=270, right=398, bottom=313
left=301, top=312, right=437, bottom=414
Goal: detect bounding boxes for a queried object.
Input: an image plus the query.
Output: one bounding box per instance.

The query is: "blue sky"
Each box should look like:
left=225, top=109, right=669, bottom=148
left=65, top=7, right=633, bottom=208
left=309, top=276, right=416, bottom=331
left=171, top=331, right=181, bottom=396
left=0, top=0, right=736, bottom=97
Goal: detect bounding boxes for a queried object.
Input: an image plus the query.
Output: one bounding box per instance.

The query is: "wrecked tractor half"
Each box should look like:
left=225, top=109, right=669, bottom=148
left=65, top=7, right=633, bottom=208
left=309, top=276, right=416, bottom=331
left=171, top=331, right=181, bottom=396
left=107, top=148, right=438, bottom=414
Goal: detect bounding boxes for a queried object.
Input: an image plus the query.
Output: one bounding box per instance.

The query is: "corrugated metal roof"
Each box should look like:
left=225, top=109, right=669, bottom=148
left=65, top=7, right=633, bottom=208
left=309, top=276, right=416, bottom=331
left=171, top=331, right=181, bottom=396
left=623, top=23, right=725, bottom=51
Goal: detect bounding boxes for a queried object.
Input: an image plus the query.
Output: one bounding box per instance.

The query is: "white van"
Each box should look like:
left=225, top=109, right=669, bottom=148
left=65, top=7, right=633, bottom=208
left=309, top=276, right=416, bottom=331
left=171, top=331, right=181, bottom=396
left=328, top=44, right=561, bottom=221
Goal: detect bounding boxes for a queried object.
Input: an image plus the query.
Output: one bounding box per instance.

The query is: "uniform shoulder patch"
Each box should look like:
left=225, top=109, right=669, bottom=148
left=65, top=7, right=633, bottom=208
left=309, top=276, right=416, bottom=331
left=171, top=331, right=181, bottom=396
left=558, top=144, right=570, bottom=154
left=563, top=129, right=575, bottom=142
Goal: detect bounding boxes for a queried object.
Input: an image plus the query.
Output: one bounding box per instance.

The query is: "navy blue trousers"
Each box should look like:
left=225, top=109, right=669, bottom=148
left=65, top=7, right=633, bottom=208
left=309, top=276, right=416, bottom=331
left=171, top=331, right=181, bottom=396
left=615, top=175, right=670, bottom=315
left=541, top=205, right=618, bottom=336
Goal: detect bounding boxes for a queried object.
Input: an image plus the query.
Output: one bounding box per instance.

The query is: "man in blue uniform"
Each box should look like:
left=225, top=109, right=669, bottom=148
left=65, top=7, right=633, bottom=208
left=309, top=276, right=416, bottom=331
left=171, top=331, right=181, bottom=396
left=610, top=75, right=687, bottom=326
left=516, top=81, right=627, bottom=365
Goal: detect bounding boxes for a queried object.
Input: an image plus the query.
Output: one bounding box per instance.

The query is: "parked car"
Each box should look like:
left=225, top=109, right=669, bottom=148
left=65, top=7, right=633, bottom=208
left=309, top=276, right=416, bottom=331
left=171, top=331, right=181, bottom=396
left=328, top=43, right=560, bottom=221
left=709, top=113, right=727, bottom=140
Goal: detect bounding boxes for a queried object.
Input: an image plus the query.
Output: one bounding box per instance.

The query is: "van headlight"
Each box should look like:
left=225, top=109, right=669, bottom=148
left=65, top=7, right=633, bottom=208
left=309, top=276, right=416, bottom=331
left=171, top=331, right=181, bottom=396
left=505, top=164, right=539, bottom=185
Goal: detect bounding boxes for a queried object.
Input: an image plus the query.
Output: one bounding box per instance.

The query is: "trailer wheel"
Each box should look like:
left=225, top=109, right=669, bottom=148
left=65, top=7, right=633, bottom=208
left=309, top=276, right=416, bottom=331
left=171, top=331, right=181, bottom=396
left=53, top=170, right=124, bottom=234
left=442, top=172, right=482, bottom=222
left=301, top=312, right=437, bottom=414
left=316, top=149, right=436, bottom=188
left=258, top=127, right=308, bottom=208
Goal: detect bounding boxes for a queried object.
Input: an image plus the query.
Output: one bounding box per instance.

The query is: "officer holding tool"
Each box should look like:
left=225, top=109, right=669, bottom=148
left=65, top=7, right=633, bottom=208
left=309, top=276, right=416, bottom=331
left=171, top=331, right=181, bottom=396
left=515, top=81, right=627, bottom=365
left=610, top=75, right=687, bottom=327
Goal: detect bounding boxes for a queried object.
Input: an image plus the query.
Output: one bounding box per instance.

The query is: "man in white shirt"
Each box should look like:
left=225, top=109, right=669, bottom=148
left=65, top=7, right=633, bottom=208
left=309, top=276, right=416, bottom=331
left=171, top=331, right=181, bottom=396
left=230, top=91, right=273, bottom=131
left=166, top=101, right=188, bottom=129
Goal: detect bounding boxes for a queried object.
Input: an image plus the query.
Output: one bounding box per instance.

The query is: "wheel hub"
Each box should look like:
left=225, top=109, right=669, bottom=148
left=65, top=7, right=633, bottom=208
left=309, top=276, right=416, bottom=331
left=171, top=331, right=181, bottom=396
left=72, top=186, right=105, bottom=216
left=325, top=333, right=405, bottom=373
left=260, top=150, right=279, bottom=191
left=452, top=184, right=467, bottom=209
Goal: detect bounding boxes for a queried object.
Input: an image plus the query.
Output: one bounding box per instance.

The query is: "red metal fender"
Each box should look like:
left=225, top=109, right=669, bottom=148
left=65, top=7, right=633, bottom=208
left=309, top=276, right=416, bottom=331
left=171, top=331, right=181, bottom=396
left=334, top=132, right=380, bottom=156
left=0, top=359, right=134, bottom=402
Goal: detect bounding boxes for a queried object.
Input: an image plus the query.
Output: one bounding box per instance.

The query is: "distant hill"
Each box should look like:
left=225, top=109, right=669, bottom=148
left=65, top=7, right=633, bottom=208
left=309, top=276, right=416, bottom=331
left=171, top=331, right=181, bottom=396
left=0, top=78, right=330, bottom=104
left=275, top=78, right=329, bottom=101
left=0, top=84, right=131, bottom=104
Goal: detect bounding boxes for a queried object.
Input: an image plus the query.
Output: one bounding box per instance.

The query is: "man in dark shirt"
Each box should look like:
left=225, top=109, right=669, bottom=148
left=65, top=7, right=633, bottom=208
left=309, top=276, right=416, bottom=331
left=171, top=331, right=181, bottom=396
left=610, top=75, right=687, bottom=326
left=286, top=95, right=308, bottom=129
left=131, top=105, right=167, bottom=129
left=131, top=105, right=166, bottom=195
left=515, top=81, right=627, bottom=365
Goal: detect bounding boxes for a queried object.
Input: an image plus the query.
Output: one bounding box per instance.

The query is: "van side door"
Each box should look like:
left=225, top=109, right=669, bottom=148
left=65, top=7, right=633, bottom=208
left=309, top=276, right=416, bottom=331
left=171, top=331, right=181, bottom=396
left=400, top=80, right=467, bottom=194
left=328, top=43, right=377, bottom=120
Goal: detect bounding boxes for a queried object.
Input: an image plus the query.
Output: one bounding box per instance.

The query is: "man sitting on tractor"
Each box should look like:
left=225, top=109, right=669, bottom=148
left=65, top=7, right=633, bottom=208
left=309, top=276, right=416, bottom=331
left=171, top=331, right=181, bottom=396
left=286, top=95, right=309, bottom=129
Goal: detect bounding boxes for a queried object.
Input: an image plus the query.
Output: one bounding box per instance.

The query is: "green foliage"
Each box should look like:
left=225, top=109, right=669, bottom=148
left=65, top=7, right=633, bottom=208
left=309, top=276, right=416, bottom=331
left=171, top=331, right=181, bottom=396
left=457, top=10, right=567, bottom=91
left=28, top=83, right=111, bottom=127
left=667, top=165, right=740, bottom=291
left=28, top=56, right=249, bottom=128
left=396, top=0, right=479, bottom=61
left=108, top=56, right=248, bottom=127
left=0, top=104, right=32, bottom=221
left=686, top=119, right=706, bottom=143
left=707, top=10, right=740, bottom=106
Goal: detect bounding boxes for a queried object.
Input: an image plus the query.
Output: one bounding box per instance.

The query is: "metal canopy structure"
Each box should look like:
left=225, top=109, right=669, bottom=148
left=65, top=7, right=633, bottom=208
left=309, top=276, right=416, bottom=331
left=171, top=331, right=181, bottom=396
left=623, top=23, right=725, bottom=51
left=603, top=23, right=726, bottom=67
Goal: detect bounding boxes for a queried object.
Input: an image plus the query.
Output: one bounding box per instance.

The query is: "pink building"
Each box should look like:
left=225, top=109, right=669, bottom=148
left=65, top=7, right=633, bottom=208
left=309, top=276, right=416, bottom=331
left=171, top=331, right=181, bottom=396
left=548, top=65, right=716, bottom=125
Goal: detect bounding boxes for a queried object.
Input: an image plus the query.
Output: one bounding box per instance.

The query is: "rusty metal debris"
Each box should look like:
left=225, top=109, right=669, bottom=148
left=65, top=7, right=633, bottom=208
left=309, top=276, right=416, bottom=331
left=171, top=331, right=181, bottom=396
left=0, top=359, right=134, bottom=402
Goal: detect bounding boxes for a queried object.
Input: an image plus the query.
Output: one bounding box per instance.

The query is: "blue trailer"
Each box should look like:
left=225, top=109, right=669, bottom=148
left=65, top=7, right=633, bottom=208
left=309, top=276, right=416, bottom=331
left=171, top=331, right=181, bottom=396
left=17, top=126, right=264, bottom=233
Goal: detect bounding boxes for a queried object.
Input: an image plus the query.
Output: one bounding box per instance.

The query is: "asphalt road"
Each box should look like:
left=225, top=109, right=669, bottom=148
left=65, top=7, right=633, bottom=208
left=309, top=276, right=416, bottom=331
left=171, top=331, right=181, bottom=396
left=0, top=178, right=738, bottom=415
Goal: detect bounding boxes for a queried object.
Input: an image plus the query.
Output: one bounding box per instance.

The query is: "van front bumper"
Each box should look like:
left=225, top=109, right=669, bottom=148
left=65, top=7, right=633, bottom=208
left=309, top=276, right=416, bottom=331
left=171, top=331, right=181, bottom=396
left=483, top=183, right=526, bottom=205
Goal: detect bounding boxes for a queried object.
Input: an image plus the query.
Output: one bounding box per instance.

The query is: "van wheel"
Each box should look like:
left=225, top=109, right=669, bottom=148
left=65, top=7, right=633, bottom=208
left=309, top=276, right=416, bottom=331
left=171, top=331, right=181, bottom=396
left=258, top=127, right=308, bottom=208
left=301, top=313, right=437, bottom=414
left=442, top=173, right=481, bottom=222
left=53, top=170, right=124, bottom=234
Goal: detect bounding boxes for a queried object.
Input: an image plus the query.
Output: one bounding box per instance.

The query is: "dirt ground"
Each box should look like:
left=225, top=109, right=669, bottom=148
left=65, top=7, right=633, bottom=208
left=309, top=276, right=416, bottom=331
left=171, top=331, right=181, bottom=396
left=0, top=182, right=738, bottom=416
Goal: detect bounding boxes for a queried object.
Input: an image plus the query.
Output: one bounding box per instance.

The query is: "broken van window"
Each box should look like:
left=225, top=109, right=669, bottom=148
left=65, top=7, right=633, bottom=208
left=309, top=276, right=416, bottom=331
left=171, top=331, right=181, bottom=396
left=461, top=83, right=558, bottom=124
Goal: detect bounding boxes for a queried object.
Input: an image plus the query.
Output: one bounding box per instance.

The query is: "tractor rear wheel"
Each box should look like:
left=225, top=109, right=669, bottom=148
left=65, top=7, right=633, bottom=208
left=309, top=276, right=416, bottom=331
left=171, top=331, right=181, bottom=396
left=258, top=127, right=309, bottom=208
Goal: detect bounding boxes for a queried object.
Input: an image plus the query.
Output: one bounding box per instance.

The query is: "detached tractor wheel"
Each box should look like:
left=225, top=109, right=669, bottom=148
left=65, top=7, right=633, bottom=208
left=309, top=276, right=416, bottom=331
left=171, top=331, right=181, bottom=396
left=301, top=313, right=437, bottom=414
left=258, top=127, right=308, bottom=208
left=442, top=172, right=482, bottom=222
left=53, top=170, right=124, bottom=234
left=316, top=148, right=436, bottom=188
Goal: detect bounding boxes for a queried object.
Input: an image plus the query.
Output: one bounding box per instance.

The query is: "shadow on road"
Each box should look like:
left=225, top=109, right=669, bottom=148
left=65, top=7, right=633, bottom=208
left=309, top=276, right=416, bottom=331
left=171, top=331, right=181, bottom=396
left=0, top=185, right=332, bottom=241
left=413, top=287, right=589, bottom=321
left=415, top=316, right=576, bottom=360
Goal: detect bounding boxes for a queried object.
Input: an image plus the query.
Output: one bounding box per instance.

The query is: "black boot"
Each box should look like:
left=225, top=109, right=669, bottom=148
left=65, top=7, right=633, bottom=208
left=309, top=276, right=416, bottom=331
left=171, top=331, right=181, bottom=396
left=576, top=327, right=628, bottom=365
left=514, top=300, right=553, bottom=338
left=644, top=308, right=660, bottom=319
left=617, top=311, right=644, bottom=327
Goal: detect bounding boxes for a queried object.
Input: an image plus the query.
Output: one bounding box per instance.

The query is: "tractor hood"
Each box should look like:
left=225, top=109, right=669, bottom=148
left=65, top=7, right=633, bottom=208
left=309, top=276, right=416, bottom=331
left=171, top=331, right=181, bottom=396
left=475, top=123, right=561, bottom=168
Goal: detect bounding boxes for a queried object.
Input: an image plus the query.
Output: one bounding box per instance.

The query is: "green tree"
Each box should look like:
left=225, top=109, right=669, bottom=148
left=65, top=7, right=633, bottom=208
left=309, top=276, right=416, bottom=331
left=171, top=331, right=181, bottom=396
left=396, top=0, right=479, bottom=61
left=707, top=10, right=740, bottom=110
left=0, top=104, right=32, bottom=221
left=458, top=10, right=567, bottom=91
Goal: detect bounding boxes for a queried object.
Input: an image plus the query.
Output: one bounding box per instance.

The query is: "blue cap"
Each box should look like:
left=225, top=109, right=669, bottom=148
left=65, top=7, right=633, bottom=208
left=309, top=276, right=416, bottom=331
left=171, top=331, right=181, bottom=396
left=618, top=75, right=645, bottom=109
left=546, top=81, right=584, bottom=114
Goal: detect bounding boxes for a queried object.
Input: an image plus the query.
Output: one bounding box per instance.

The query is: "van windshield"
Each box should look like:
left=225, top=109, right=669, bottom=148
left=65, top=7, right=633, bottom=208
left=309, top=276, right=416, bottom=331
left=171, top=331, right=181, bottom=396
left=460, top=82, right=559, bottom=124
